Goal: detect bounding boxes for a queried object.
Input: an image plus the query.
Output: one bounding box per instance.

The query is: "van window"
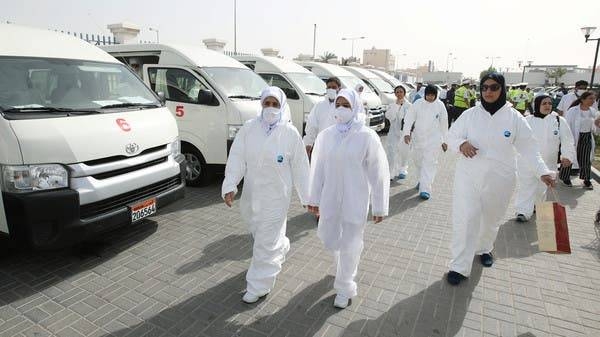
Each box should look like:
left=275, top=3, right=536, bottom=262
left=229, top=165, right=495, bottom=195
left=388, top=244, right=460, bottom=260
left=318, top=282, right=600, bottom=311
left=0, top=57, right=160, bottom=117
left=203, top=67, right=267, bottom=100
left=259, top=74, right=299, bottom=100
left=147, top=68, right=209, bottom=104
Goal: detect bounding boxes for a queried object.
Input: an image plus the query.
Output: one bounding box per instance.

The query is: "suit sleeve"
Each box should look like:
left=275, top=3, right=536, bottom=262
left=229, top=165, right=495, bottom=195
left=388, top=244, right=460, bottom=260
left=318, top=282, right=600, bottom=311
left=513, top=114, right=552, bottom=177
left=366, top=133, right=390, bottom=217
left=402, top=104, right=417, bottom=136
left=439, top=102, right=449, bottom=142
left=447, top=109, right=469, bottom=153
left=221, top=124, right=247, bottom=198
left=291, top=130, right=311, bottom=205
left=303, top=103, right=320, bottom=146
left=308, top=132, right=326, bottom=206
left=558, top=116, right=576, bottom=163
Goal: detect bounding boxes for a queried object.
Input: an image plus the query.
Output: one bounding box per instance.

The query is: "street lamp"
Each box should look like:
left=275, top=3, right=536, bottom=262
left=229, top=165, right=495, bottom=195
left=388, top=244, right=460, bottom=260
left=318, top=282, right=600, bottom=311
left=521, top=60, right=533, bottom=82
left=446, top=52, right=453, bottom=72
left=485, top=56, right=501, bottom=67
left=581, top=26, right=599, bottom=88
left=341, top=36, right=365, bottom=59
left=451, top=57, right=457, bottom=72
left=233, top=0, right=237, bottom=54
left=149, top=27, right=159, bottom=43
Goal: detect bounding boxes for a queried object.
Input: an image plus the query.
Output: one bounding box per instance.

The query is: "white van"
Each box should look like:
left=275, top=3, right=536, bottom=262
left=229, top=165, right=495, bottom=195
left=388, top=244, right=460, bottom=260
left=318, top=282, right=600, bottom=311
left=343, top=66, right=396, bottom=109
left=102, top=44, right=270, bottom=186
left=0, top=24, right=185, bottom=248
left=368, top=68, right=404, bottom=89
left=233, top=55, right=326, bottom=133
left=296, top=62, right=385, bottom=131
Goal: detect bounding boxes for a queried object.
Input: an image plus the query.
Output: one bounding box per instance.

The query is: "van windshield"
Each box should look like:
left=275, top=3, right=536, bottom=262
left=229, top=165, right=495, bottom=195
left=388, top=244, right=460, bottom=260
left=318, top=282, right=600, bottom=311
left=339, top=76, right=373, bottom=94
left=286, top=73, right=326, bottom=96
left=0, top=57, right=160, bottom=116
left=203, top=67, right=268, bottom=100
left=369, top=77, right=395, bottom=94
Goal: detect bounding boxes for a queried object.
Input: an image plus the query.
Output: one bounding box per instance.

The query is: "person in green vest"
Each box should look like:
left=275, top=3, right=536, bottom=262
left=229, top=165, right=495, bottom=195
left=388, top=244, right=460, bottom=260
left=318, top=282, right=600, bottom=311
left=469, top=84, right=478, bottom=107
left=515, top=83, right=528, bottom=114
left=525, top=86, right=534, bottom=113
left=450, top=80, right=470, bottom=126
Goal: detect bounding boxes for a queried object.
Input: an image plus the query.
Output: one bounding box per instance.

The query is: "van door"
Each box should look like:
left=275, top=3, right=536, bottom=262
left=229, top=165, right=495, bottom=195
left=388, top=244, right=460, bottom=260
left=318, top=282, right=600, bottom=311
left=0, top=193, right=8, bottom=235
left=144, top=65, right=227, bottom=186
left=258, top=73, right=303, bottom=133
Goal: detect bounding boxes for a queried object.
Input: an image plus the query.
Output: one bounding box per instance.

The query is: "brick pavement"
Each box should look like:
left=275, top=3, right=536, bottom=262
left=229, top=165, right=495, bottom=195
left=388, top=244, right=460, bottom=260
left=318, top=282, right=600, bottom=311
left=1, top=146, right=600, bottom=337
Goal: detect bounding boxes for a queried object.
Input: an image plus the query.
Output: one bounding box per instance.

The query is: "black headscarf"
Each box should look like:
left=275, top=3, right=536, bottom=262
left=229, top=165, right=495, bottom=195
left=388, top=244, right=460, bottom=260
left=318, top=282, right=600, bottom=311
left=533, top=94, right=552, bottom=118
left=424, top=84, right=438, bottom=100
left=479, top=72, right=507, bottom=115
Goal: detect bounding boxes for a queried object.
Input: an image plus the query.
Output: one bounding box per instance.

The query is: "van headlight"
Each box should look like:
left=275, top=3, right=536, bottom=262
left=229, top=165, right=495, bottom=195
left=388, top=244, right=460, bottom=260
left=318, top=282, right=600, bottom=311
left=228, top=125, right=242, bottom=140
left=1, top=164, right=69, bottom=193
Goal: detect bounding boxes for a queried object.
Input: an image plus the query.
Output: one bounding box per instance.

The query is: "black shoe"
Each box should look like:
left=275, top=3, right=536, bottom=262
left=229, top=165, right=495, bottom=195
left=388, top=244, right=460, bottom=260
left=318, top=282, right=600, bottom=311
left=446, top=271, right=467, bottom=285
left=584, top=180, right=593, bottom=190
left=480, top=253, right=494, bottom=267
left=562, top=179, right=573, bottom=187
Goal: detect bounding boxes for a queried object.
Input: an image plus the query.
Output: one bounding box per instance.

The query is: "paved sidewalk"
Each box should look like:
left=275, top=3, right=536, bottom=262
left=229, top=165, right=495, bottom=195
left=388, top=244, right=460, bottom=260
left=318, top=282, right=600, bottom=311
left=1, top=149, right=600, bottom=337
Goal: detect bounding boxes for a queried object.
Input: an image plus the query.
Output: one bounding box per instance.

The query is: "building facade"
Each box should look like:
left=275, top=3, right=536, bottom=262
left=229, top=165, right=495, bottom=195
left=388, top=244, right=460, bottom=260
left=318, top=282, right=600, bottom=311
left=363, top=47, right=395, bottom=71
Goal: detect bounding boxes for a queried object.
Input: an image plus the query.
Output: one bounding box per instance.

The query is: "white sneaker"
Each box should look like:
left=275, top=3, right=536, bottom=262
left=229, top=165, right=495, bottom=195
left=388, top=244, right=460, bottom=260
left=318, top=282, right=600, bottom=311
left=333, top=294, right=351, bottom=309
left=242, top=291, right=268, bottom=304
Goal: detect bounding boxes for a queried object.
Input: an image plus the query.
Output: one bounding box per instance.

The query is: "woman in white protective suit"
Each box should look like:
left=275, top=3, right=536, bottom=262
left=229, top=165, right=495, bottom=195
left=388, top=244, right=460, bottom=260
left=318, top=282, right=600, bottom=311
left=307, top=88, right=389, bottom=309
left=514, top=94, right=576, bottom=222
left=403, top=84, right=448, bottom=200
left=222, top=86, right=310, bottom=303
left=446, top=73, right=555, bottom=286
left=385, top=84, right=412, bottom=181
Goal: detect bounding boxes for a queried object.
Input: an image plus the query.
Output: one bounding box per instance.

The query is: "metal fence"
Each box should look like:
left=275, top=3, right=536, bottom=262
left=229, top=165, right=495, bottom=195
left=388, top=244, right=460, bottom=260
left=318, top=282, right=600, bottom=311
left=224, top=50, right=256, bottom=57
left=53, top=30, right=154, bottom=45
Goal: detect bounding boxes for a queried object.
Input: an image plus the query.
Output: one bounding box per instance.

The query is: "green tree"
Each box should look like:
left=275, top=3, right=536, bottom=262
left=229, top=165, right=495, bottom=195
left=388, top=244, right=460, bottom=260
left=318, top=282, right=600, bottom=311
left=342, top=56, right=359, bottom=65
left=318, top=51, right=337, bottom=63
left=545, top=67, right=567, bottom=85
left=479, top=66, right=497, bottom=80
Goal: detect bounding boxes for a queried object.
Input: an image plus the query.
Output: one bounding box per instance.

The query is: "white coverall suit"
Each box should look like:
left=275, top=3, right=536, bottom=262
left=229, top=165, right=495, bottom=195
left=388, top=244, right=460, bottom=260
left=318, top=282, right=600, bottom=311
left=309, top=89, right=390, bottom=298
left=402, top=98, right=448, bottom=194
left=515, top=113, right=575, bottom=218
left=303, top=98, right=336, bottom=147
left=385, top=100, right=412, bottom=178
left=447, top=102, right=551, bottom=276
left=222, top=87, right=310, bottom=296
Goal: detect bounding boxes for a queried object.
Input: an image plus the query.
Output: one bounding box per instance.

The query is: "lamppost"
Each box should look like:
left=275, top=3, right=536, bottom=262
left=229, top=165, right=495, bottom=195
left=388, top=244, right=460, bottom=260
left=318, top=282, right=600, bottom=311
left=581, top=26, right=599, bottom=88
left=149, top=27, right=159, bottom=43
left=341, top=36, right=365, bottom=59
left=446, top=52, right=453, bottom=72
left=485, top=56, right=501, bottom=67
left=451, top=57, right=457, bottom=72
left=233, top=0, right=237, bottom=54
left=520, top=60, right=533, bottom=82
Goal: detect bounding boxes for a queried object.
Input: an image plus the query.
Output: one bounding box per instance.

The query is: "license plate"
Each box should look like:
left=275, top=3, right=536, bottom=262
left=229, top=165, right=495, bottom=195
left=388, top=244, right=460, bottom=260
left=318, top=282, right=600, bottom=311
left=130, top=198, right=157, bottom=223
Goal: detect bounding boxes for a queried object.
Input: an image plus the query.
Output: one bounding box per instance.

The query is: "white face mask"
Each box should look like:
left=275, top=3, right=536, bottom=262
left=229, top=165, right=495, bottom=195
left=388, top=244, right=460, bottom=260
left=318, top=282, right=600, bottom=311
left=334, top=107, right=354, bottom=124
left=262, top=107, right=281, bottom=125
left=326, top=89, right=337, bottom=101
left=577, top=89, right=586, bottom=96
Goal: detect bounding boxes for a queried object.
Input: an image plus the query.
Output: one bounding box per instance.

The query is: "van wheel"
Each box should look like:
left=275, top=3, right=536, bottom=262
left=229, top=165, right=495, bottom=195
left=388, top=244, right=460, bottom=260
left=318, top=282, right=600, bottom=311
left=182, top=144, right=210, bottom=186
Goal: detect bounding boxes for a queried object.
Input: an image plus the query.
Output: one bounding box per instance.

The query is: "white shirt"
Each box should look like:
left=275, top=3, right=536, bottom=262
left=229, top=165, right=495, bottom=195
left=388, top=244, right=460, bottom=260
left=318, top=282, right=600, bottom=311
left=403, top=98, right=449, bottom=145
left=580, top=108, right=595, bottom=132
left=447, top=103, right=551, bottom=177
left=558, top=92, right=599, bottom=113
left=303, top=98, right=336, bottom=146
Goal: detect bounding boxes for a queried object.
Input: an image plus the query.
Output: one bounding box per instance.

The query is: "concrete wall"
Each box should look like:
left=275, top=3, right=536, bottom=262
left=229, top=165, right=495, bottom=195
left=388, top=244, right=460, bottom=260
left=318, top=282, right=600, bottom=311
left=422, top=72, right=463, bottom=84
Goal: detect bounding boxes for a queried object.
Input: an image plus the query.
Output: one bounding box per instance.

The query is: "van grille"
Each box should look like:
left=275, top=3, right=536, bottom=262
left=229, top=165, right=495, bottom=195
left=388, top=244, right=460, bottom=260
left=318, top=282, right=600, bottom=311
left=83, top=145, right=167, bottom=166
left=91, top=157, right=167, bottom=180
left=80, top=175, right=181, bottom=219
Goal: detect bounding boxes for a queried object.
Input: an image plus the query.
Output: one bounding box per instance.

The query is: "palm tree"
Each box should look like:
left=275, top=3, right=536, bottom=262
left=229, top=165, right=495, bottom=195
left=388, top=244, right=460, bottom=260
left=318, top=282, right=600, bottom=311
left=479, top=66, right=497, bottom=80
left=342, top=56, right=359, bottom=66
left=318, top=51, right=337, bottom=63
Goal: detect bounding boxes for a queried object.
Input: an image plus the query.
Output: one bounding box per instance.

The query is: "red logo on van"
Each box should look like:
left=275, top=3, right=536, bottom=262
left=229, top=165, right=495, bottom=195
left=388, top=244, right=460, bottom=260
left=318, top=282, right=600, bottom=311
left=116, top=118, right=131, bottom=132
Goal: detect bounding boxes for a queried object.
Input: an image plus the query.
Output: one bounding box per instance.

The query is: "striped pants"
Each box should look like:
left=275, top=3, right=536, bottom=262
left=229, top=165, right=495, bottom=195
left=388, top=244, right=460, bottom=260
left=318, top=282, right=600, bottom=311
left=560, top=132, right=593, bottom=181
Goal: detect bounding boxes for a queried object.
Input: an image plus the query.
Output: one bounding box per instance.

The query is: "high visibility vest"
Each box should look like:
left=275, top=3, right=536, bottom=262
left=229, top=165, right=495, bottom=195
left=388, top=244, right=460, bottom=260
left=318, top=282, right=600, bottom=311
left=454, top=86, right=469, bottom=108
left=514, top=89, right=527, bottom=110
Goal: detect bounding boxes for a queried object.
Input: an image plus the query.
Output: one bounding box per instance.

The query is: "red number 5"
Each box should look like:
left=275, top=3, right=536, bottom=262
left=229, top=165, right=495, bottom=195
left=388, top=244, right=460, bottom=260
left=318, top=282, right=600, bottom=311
left=116, top=118, right=131, bottom=132
left=175, top=105, right=185, bottom=117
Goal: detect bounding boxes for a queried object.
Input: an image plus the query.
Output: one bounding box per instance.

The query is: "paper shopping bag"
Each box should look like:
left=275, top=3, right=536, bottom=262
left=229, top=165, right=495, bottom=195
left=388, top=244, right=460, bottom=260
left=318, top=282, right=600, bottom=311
left=535, top=201, right=571, bottom=254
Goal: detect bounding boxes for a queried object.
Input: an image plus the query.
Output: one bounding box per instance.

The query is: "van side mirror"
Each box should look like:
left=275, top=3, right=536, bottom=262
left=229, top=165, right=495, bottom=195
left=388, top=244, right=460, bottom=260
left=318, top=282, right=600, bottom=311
left=157, top=91, right=166, bottom=105
left=198, top=89, right=217, bottom=106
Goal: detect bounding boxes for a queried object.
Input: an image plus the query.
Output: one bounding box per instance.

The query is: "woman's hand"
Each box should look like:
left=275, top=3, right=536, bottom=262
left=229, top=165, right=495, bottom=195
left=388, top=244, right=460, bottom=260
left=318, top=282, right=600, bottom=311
left=540, top=174, right=556, bottom=188
left=560, top=158, right=572, bottom=167
left=404, top=135, right=411, bottom=144
left=442, top=143, right=448, bottom=152
left=459, top=141, right=478, bottom=158
left=224, top=192, right=234, bottom=207
left=373, top=216, right=384, bottom=224
left=307, top=205, right=320, bottom=216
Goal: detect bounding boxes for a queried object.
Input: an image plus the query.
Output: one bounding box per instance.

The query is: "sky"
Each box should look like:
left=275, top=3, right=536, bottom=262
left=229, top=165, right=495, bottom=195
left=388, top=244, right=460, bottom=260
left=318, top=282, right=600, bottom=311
left=2, top=0, right=600, bottom=78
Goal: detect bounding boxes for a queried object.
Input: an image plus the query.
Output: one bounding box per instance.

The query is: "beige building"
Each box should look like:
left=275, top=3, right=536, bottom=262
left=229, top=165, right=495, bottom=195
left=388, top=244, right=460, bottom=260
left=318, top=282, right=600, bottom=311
left=363, top=47, right=395, bottom=71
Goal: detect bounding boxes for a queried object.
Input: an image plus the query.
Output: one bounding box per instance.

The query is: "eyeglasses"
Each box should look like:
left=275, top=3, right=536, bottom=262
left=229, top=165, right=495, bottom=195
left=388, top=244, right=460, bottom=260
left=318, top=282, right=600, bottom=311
left=481, top=84, right=501, bottom=92
left=540, top=101, right=553, bottom=105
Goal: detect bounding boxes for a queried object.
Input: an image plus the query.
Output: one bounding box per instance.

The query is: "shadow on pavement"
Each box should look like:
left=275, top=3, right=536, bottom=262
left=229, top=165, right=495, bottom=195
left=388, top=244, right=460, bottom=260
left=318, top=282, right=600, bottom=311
left=388, top=188, right=422, bottom=217
left=97, top=273, right=337, bottom=337
left=175, top=212, right=316, bottom=275
left=341, top=264, right=483, bottom=337
left=0, top=220, right=158, bottom=305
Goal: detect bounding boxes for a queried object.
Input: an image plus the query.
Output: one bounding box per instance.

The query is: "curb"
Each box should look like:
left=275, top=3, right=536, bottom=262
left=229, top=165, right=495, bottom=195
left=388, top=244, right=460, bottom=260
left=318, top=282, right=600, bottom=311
left=592, top=166, right=600, bottom=183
